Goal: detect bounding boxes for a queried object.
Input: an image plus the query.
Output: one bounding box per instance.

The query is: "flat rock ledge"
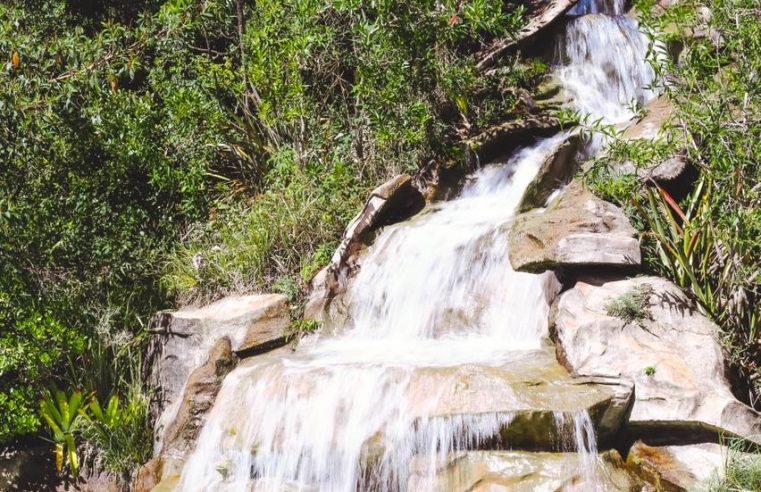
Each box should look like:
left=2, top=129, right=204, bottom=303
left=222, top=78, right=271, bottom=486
left=358, top=348, right=633, bottom=461
left=554, top=276, right=761, bottom=444
left=509, top=181, right=641, bottom=272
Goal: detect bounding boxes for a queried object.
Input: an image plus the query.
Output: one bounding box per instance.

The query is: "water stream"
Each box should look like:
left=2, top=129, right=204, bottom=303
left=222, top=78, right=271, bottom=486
left=176, top=0, right=657, bottom=490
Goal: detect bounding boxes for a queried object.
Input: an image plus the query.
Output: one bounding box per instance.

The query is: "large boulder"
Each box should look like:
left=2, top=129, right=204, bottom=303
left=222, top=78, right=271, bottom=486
left=144, top=293, right=289, bottom=454
left=304, top=174, right=424, bottom=322
left=161, top=337, right=236, bottom=458
left=554, top=276, right=761, bottom=443
left=509, top=181, right=641, bottom=272
left=140, top=338, right=237, bottom=492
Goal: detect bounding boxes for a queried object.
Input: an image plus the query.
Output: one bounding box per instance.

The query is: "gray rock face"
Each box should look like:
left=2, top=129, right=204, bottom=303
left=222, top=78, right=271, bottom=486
left=304, top=174, right=424, bottom=322
left=554, top=276, right=761, bottom=443
left=509, top=181, right=641, bottom=272
left=145, top=293, right=289, bottom=454
left=161, top=337, right=236, bottom=458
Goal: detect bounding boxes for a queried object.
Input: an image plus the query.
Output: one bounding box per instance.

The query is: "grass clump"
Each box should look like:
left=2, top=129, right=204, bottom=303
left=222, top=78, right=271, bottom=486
left=605, top=283, right=654, bottom=327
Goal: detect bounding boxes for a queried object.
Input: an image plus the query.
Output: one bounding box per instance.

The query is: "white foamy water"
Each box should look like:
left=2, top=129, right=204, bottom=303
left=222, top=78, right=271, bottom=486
left=555, top=3, right=659, bottom=153
left=176, top=1, right=659, bottom=490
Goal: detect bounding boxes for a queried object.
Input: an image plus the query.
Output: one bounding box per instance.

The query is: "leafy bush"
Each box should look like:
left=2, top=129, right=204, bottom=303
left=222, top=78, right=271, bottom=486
left=161, top=0, right=542, bottom=303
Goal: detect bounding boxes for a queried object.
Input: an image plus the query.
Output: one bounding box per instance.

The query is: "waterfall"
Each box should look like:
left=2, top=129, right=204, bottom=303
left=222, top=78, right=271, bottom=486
left=176, top=0, right=657, bottom=490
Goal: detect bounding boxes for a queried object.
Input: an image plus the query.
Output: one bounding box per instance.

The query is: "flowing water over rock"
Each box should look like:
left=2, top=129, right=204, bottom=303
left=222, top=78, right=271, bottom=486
left=175, top=1, right=657, bottom=491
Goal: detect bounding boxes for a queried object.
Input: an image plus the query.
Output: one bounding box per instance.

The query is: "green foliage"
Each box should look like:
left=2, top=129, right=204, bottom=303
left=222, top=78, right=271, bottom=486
left=80, top=392, right=152, bottom=477
left=587, top=0, right=761, bottom=400
left=162, top=0, right=536, bottom=304
left=39, top=387, right=87, bottom=476
left=644, top=366, right=656, bottom=376
left=0, top=0, right=234, bottom=445
left=703, top=439, right=761, bottom=492
left=604, top=284, right=654, bottom=327
left=287, top=318, right=321, bottom=342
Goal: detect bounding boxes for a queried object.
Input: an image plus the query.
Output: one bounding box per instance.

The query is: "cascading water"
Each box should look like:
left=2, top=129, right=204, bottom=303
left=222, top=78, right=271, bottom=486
left=177, top=0, right=657, bottom=490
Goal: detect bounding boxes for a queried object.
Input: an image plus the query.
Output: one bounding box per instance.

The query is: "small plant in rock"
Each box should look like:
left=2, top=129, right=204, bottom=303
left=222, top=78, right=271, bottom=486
left=605, top=283, right=655, bottom=327
left=287, top=319, right=322, bottom=343
left=79, top=391, right=152, bottom=477
left=644, top=366, right=656, bottom=376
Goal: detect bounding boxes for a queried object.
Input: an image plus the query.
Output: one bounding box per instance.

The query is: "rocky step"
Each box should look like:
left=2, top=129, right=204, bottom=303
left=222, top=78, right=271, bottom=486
left=408, top=450, right=646, bottom=492
left=355, top=347, right=635, bottom=478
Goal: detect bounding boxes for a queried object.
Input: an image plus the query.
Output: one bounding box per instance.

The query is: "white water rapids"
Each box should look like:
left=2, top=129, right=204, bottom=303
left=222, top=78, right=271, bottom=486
left=177, top=1, right=657, bottom=490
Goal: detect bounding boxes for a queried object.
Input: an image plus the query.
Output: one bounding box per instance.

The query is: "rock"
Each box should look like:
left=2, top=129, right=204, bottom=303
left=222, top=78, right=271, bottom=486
left=329, top=174, right=425, bottom=272
left=509, top=181, right=641, bottom=272
left=161, top=337, right=236, bottom=458
left=626, top=441, right=729, bottom=491
left=413, top=158, right=470, bottom=203
left=533, top=74, right=572, bottom=112
left=0, top=444, right=58, bottom=491
left=476, top=0, right=581, bottom=71
left=144, top=293, right=289, bottom=453
left=134, top=457, right=162, bottom=492
left=304, top=174, right=424, bottom=323
left=554, top=276, right=761, bottom=444
left=613, top=96, right=687, bottom=182
left=407, top=450, right=645, bottom=491
left=623, top=96, right=673, bottom=141
left=466, top=115, right=564, bottom=164
left=518, top=134, right=580, bottom=212
left=370, top=348, right=632, bottom=450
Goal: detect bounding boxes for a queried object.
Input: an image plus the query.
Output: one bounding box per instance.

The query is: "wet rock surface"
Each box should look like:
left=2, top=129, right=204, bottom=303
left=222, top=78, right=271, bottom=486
left=626, top=440, right=729, bottom=491
left=554, top=275, right=761, bottom=444
left=144, top=293, right=289, bottom=455
left=304, top=174, right=424, bottom=323
left=509, top=181, right=641, bottom=272
left=518, top=134, right=580, bottom=212
left=407, top=450, right=645, bottom=491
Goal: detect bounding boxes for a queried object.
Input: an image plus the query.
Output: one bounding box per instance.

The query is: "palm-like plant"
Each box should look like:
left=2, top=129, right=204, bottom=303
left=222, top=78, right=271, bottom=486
left=39, top=387, right=88, bottom=476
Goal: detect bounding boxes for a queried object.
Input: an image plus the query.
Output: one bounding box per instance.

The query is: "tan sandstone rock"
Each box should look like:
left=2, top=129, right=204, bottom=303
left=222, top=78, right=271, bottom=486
left=509, top=181, right=641, bottom=272
left=554, top=276, right=761, bottom=444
